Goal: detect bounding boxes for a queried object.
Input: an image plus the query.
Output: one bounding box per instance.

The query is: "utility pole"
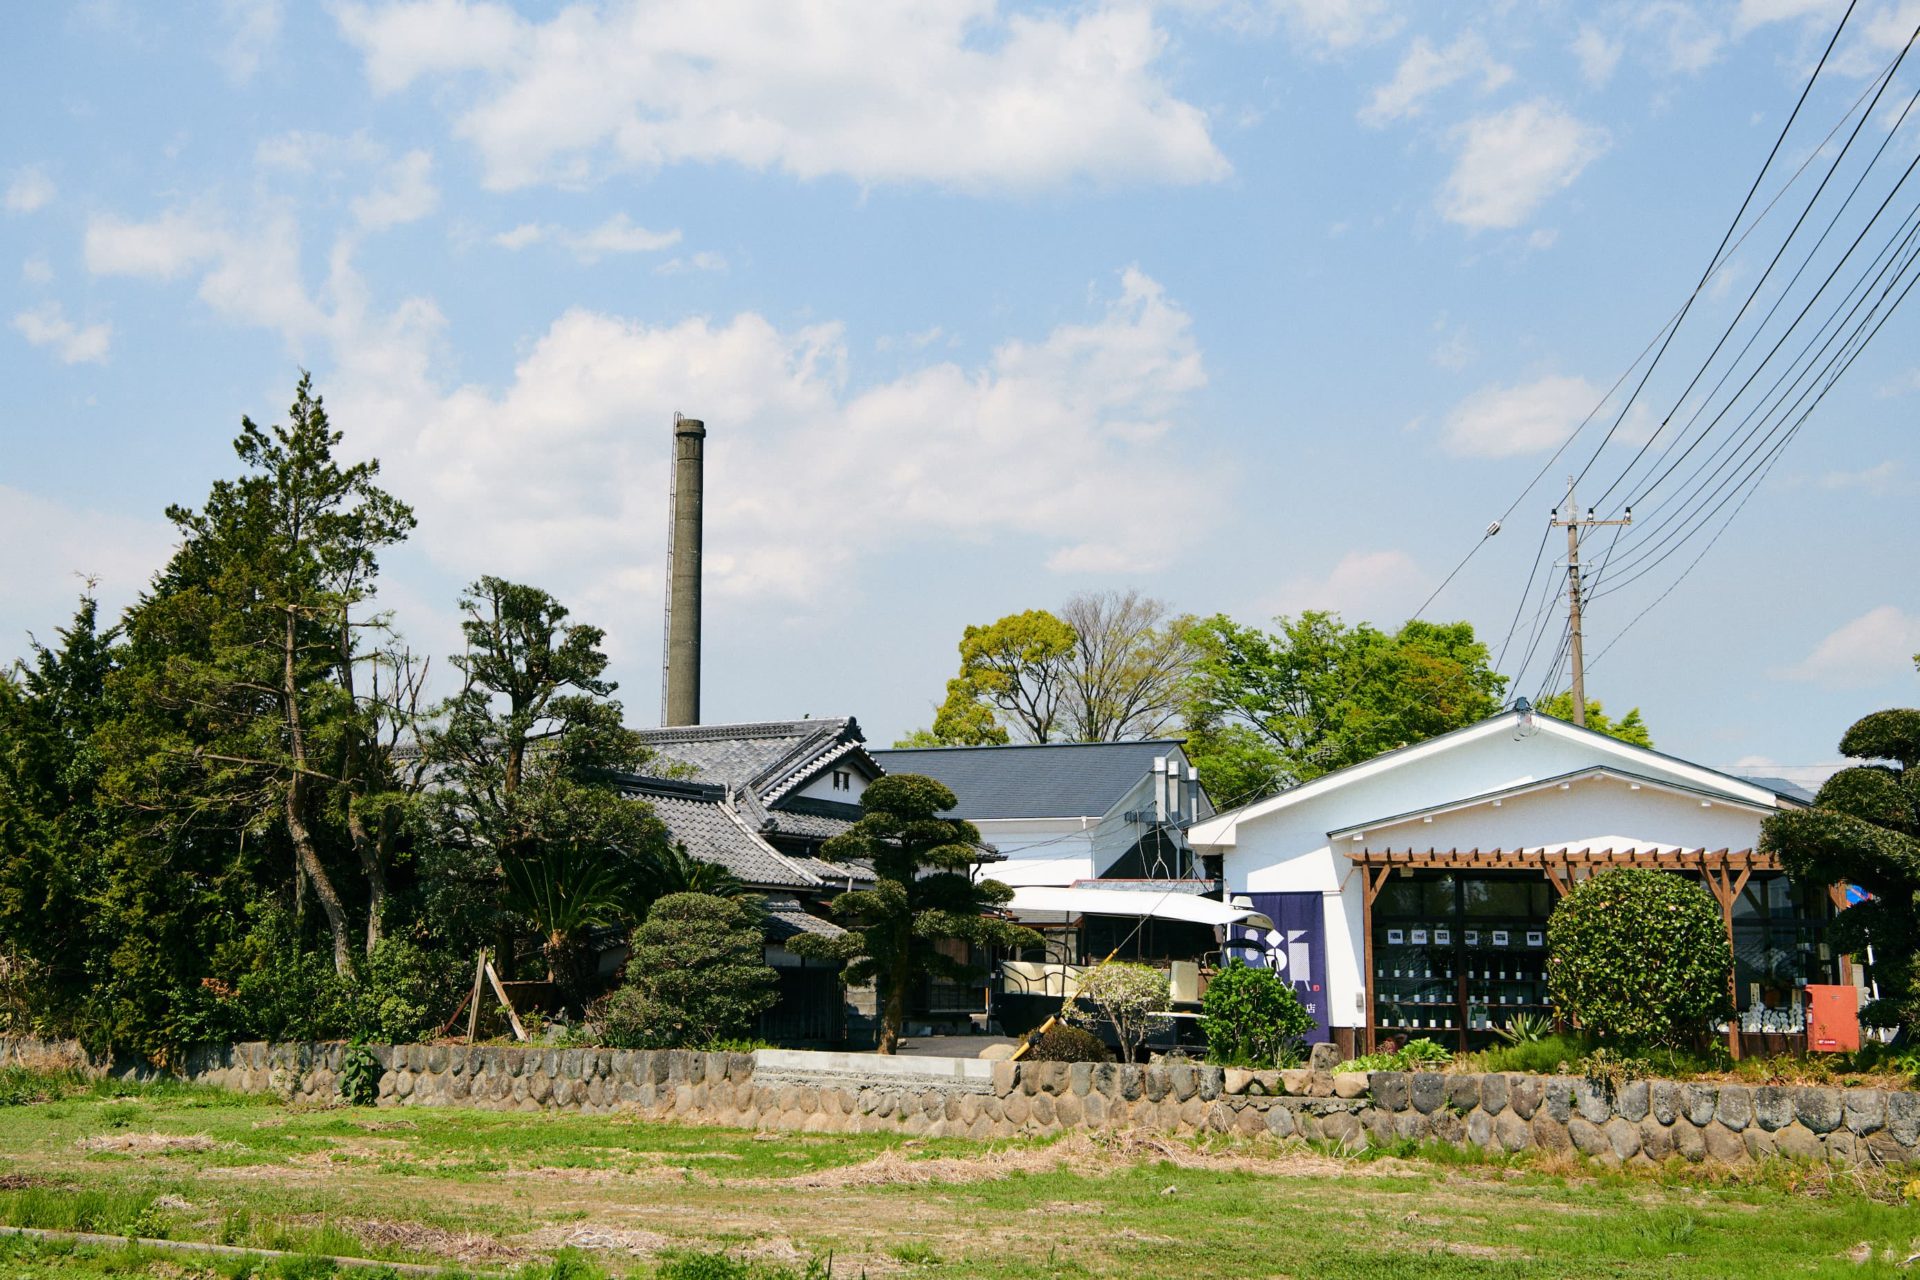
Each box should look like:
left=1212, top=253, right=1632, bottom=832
left=1550, top=477, right=1630, bottom=728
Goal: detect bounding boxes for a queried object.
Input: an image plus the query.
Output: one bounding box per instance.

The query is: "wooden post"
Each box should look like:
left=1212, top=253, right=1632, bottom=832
left=483, top=957, right=528, bottom=1042
left=466, top=948, right=487, bottom=1043
left=1360, top=862, right=1393, bottom=1054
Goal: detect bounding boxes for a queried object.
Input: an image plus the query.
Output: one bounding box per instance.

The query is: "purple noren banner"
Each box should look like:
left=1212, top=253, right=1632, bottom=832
left=1226, top=893, right=1330, bottom=1044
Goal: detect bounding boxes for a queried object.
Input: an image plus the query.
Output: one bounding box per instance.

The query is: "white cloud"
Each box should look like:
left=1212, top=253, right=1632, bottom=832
left=1265, top=549, right=1428, bottom=621
left=561, top=213, right=681, bottom=259
left=1438, top=100, right=1610, bottom=231
left=490, top=214, right=683, bottom=260
left=350, top=149, right=439, bottom=230
left=84, top=210, right=227, bottom=278
left=1360, top=33, right=1511, bottom=126
left=1442, top=373, right=1602, bottom=458
left=86, top=208, right=328, bottom=340
left=1266, top=0, right=1403, bottom=52
left=335, top=0, right=1228, bottom=192
left=91, top=197, right=1213, bottom=618
left=320, top=267, right=1208, bottom=615
left=656, top=250, right=728, bottom=275
left=1430, top=315, right=1475, bottom=370
left=490, top=223, right=546, bottom=250
left=1778, top=606, right=1920, bottom=689
left=1735, top=0, right=1843, bottom=33
left=12, top=303, right=112, bottom=364
left=21, top=255, right=53, bottom=284
left=218, top=0, right=283, bottom=82
left=1633, top=2, right=1723, bottom=73
left=1571, top=25, right=1622, bottom=87
left=0, top=486, right=173, bottom=654
left=1817, top=460, right=1901, bottom=495
left=5, top=167, right=55, bottom=214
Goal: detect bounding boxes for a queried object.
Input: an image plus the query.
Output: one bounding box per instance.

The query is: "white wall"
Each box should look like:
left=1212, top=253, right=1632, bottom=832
left=1208, top=721, right=1783, bottom=1032
left=976, top=818, right=1099, bottom=887
left=793, top=760, right=872, bottom=803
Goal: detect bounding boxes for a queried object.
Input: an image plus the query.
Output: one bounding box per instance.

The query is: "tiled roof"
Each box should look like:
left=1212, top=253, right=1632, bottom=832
left=634, top=718, right=863, bottom=793
left=627, top=785, right=825, bottom=890
left=871, top=739, right=1191, bottom=821
left=762, top=897, right=848, bottom=942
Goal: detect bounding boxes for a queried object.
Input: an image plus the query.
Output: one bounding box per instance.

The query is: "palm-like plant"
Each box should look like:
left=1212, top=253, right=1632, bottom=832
left=501, top=842, right=640, bottom=1008
left=643, top=842, right=751, bottom=902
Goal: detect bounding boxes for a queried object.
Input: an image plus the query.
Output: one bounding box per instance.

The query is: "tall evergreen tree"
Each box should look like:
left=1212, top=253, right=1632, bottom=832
left=0, top=594, right=119, bottom=1037
left=106, top=374, right=415, bottom=975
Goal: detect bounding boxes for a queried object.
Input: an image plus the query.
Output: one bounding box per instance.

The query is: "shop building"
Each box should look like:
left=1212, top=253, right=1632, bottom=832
left=1189, top=705, right=1834, bottom=1057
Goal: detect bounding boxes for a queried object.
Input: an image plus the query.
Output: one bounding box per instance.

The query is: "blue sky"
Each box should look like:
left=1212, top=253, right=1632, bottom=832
left=4, top=0, right=1918, bottom=780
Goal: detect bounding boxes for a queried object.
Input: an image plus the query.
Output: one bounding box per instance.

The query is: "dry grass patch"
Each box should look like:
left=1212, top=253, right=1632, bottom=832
left=74, top=1133, right=216, bottom=1155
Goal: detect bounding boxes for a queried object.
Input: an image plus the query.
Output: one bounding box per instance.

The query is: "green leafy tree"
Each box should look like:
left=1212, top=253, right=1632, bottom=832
left=1064, top=962, right=1171, bottom=1063
left=597, top=893, right=778, bottom=1048
left=420, top=576, right=666, bottom=1008
left=1538, top=693, right=1654, bottom=748
left=794, top=774, right=1040, bottom=1053
left=1759, top=708, right=1920, bottom=1031
left=933, top=610, right=1074, bottom=744
left=1199, top=959, right=1315, bottom=1067
left=1182, top=612, right=1506, bottom=804
left=1545, top=869, right=1732, bottom=1048
left=926, top=592, right=1196, bottom=745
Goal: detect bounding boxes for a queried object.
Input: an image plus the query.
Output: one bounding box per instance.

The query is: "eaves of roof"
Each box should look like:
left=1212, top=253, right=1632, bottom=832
left=1324, top=765, right=1789, bottom=842
left=1191, top=711, right=1797, bottom=847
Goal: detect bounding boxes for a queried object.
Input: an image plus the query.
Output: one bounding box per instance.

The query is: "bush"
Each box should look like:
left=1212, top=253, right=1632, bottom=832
left=1199, top=959, right=1315, bottom=1068
left=597, top=893, right=777, bottom=1049
left=1547, top=869, right=1732, bottom=1049
left=338, top=1043, right=381, bottom=1106
left=1064, top=962, right=1170, bottom=1063
left=1020, top=1023, right=1113, bottom=1063
left=1345, top=1037, right=1455, bottom=1072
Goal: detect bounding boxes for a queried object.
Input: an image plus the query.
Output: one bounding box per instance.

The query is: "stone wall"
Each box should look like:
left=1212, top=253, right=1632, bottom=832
left=14, top=1037, right=1920, bottom=1165
left=1359, top=1069, right=1920, bottom=1166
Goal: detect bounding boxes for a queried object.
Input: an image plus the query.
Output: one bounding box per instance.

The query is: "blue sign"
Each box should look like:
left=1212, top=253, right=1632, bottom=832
left=1845, top=885, right=1871, bottom=906
left=1225, top=892, right=1330, bottom=1043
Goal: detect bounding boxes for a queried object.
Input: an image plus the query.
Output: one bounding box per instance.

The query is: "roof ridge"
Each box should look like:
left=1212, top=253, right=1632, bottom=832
left=635, top=717, right=852, bottom=743
left=874, top=737, right=1186, bottom=754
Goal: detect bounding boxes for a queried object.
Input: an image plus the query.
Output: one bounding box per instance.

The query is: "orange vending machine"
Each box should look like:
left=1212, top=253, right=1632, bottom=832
left=1806, top=984, right=1861, bottom=1053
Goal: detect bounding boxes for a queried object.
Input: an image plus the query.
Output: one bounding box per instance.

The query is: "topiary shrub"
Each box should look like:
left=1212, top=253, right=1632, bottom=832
left=1199, top=959, right=1315, bottom=1068
left=597, top=893, right=777, bottom=1049
left=1546, top=869, right=1732, bottom=1049
left=1021, top=1023, right=1113, bottom=1063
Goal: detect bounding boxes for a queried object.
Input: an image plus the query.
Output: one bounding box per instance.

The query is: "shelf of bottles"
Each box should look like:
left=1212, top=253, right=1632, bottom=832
left=1370, top=873, right=1555, bottom=1051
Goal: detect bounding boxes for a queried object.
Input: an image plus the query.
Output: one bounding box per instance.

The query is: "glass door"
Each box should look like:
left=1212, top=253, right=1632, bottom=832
left=1372, top=871, right=1555, bottom=1051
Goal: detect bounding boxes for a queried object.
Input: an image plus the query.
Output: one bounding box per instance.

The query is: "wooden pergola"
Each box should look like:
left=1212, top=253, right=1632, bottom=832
left=1350, top=847, right=1842, bottom=1057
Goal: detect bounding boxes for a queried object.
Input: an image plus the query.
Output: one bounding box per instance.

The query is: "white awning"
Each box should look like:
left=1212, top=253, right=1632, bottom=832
left=1006, top=886, right=1272, bottom=931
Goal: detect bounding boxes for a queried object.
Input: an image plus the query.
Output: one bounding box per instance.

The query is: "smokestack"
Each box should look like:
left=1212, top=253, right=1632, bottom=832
left=663, top=414, right=705, bottom=727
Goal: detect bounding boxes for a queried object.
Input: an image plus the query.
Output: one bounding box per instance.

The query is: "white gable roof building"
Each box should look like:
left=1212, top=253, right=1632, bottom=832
left=1189, top=706, right=1834, bottom=1056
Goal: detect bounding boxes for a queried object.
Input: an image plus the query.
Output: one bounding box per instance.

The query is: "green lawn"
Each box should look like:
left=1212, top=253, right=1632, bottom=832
left=0, top=1074, right=1916, bottom=1279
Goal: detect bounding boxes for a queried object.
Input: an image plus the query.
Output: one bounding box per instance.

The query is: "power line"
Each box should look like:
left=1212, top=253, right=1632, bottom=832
left=1602, top=71, right=1920, bottom=520
left=1562, top=0, right=1864, bottom=505
left=1591, top=210, right=1920, bottom=597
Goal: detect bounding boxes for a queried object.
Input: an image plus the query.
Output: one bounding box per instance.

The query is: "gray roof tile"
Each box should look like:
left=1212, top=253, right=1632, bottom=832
left=632, top=788, right=823, bottom=890
left=871, top=739, right=1195, bottom=820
